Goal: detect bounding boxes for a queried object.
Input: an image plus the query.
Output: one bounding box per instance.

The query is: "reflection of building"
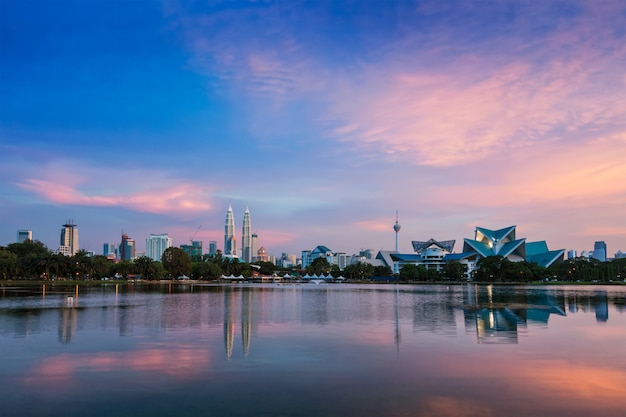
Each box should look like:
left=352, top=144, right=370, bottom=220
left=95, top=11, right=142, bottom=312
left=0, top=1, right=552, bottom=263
left=242, top=289, right=252, bottom=358
left=120, top=233, right=135, bottom=261
left=59, top=220, right=79, bottom=256
left=224, top=289, right=236, bottom=360
left=17, top=229, right=32, bottom=243
left=462, top=285, right=568, bottom=344
left=146, top=233, right=173, bottom=262
left=59, top=305, right=78, bottom=344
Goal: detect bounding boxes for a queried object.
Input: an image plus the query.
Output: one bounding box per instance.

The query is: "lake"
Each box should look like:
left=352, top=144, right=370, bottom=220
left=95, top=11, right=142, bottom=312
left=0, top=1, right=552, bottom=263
left=1, top=283, right=625, bottom=417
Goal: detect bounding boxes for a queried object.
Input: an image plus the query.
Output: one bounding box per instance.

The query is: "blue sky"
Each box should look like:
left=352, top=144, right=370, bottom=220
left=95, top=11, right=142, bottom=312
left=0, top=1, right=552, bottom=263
left=1, top=0, right=625, bottom=258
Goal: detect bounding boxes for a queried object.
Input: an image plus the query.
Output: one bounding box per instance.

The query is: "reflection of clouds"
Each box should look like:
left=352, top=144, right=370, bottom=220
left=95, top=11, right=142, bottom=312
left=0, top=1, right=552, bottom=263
left=435, top=356, right=626, bottom=410
left=22, top=345, right=211, bottom=388
left=521, top=361, right=626, bottom=403
left=420, top=396, right=495, bottom=417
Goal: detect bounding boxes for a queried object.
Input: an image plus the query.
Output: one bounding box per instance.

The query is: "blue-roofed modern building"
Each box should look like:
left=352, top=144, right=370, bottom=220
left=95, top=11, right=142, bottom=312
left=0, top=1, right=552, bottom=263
left=391, top=239, right=457, bottom=273
left=463, top=226, right=565, bottom=275
left=301, top=245, right=334, bottom=268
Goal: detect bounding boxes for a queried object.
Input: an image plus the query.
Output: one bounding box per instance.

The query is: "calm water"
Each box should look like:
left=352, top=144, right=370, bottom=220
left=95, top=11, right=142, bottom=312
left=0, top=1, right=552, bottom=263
left=1, top=283, right=625, bottom=417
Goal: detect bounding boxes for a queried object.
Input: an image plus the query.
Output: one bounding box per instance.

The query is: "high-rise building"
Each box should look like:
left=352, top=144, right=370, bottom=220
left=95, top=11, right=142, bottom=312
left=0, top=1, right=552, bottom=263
left=181, top=240, right=203, bottom=258
left=59, top=220, right=79, bottom=256
left=257, top=246, right=268, bottom=262
left=224, top=205, right=237, bottom=256
left=208, top=241, right=217, bottom=255
left=17, top=229, right=32, bottom=243
left=103, top=243, right=117, bottom=257
left=593, top=241, right=607, bottom=262
left=146, top=233, right=173, bottom=262
left=120, top=233, right=135, bottom=261
left=242, top=207, right=252, bottom=263
left=251, top=233, right=258, bottom=262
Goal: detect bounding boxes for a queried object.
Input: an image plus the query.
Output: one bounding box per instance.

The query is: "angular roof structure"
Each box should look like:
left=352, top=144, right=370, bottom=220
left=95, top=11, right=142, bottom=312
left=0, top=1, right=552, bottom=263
left=463, top=226, right=526, bottom=261
left=412, top=239, right=455, bottom=253
left=463, top=226, right=564, bottom=268
left=526, top=240, right=565, bottom=268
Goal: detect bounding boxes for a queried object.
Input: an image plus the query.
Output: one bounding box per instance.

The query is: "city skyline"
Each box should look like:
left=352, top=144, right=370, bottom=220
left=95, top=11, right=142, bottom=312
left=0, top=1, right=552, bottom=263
left=1, top=1, right=625, bottom=257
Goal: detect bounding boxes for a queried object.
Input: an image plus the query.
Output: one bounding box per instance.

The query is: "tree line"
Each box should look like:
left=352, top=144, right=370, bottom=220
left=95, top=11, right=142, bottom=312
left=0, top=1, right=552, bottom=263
left=2, top=240, right=624, bottom=283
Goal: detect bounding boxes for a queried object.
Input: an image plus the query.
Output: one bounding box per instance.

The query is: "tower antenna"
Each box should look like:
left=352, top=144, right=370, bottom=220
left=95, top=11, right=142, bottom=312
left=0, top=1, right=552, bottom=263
left=393, top=210, right=401, bottom=253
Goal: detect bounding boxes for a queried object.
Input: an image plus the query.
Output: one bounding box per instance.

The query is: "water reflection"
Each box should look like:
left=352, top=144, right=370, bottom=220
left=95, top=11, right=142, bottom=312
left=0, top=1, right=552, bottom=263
left=0, top=284, right=625, bottom=417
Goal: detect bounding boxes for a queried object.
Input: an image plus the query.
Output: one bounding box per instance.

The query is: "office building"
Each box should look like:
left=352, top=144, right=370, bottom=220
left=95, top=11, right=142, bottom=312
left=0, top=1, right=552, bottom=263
left=103, top=243, right=118, bottom=258
left=593, top=241, right=607, bottom=262
left=181, top=240, right=203, bottom=258
left=242, top=207, right=252, bottom=262
left=224, top=205, right=237, bottom=256
left=120, top=233, right=135, bottom=261
left=251, top=233, right=258, bottom=262
left=59, top=220, right=79, bottom=256
left=17, top=229, right=32, bottom=243
left=208, top=241, right=217, bottom=255
left=146, top=233, right=173, bottom=262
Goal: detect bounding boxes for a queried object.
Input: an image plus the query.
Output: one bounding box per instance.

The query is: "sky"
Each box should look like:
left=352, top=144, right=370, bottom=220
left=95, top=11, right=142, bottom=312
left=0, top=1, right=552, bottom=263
left=1, top=0, right=625, bottom=258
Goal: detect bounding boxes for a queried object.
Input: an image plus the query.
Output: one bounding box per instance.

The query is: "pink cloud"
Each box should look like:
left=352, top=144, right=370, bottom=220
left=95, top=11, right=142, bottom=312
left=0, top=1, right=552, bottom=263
left=18, top=178, right=214, bottom=214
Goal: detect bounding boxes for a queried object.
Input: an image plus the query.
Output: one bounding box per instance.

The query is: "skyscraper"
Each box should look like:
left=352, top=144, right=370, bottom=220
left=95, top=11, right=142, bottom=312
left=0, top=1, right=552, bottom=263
left=224, top=205, right=237, bottom=256
left=120, top=233, right=135, bottom=261
left=593, top=241, right=607, bottom=262
left=17, top=229, right=32, bottom=243
left=242, top=207, right=252, bottom=263
left=103, top=243, right=118, bottom=257
left=251, top=233, right=258, bottom=263
left=146, top=233, right=173, bottom=262
left=208, top=241, right=217, bottom=255
left=59, top=220, right=79, bottom=256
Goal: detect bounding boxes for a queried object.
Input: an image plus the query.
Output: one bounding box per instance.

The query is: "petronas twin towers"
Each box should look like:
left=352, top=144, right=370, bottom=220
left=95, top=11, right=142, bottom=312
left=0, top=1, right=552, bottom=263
left=224, top=205, right=253, bottom=262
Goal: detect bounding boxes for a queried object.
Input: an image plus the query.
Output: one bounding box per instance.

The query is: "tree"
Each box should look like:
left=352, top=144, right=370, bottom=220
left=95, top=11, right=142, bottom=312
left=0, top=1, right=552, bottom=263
left=161, top=247, right=191, bottom=278
left=399, top=264, right=428, bottom=282
left=90, top=255, right=111, bottom=279
left=134, top=256, right=157, bottom=280
left=71, top=250, right=93, bottom=280
left=343, top=262, right=375, bottom=280
left=0, top=249, right=18, bottom=280
left=442, top=261, right=467, bottom=281
left=258, top=261, right=275, bottom=276
left=306, top=258, right=331, bottom=275
left=6, top=240, right=49, bottom=259
left=114, top=260, right=134, bottom=279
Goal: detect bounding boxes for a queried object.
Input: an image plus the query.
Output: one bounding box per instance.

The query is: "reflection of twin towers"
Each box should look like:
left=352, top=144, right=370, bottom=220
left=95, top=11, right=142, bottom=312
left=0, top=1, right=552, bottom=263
left=223, top=288, right=253, bottom=360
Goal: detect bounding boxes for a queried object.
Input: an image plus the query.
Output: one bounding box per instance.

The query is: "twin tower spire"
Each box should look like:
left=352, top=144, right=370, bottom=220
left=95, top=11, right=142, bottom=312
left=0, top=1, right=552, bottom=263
left=224, top=205, right=253, bottom=262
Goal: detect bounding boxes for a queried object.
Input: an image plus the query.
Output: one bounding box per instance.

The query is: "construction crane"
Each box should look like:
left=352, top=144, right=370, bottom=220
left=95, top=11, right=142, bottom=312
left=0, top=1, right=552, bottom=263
left=190, top=225, right=202, bottom=243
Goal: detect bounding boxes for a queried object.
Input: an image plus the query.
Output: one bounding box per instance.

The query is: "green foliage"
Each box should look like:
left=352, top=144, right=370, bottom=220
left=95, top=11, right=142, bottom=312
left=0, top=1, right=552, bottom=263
left=134, top=256, right=158, bottom=280
left=548, top=257, right=626, bottom=282
left=306, top=258, right=331, bottom=275
left=343, top=262, right=375, bottom=279
left=6, top=240, right=49, bottom=258
left=258, top=261, right=275, bottom=276
left=442, top=261, right=467, bottom=281
left=161, top=247, right=192, bottom=278
left=192, top=261, right=223, bottom=280
left=0, top=249, right=18, bottom=280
